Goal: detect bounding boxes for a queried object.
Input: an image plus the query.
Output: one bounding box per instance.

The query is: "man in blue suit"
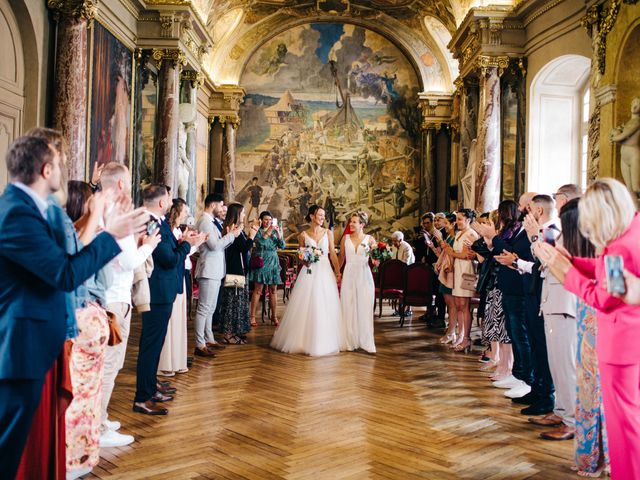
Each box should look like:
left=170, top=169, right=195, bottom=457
left=0, top=135, right=149, bottom=478
left=133, top=184, right=205, bottom=415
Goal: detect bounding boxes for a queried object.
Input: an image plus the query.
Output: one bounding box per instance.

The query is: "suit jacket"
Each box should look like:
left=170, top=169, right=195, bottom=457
left=194, top=213, right=235, bottom=280
left=540, top=271, right=577, bottom=317
left=492, top=228, right=534, bottom=296
left=565, top=213, right=640, bottom=364
left=148, top=219, right=191, bottom=305
left=0, top=184, right=121, bottom=380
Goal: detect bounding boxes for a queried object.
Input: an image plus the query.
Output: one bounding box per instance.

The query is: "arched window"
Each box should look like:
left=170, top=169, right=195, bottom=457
left=527, top=55, right=591, bottom=194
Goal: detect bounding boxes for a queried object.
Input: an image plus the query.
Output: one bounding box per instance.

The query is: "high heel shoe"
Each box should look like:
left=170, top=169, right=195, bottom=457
left=270, top=316, right=279, bottom=327
left=454, top=339, right=472, bottom=353
left=439, top=332, right=457, bottom=344
left=250, top=315, right=257, bottom=327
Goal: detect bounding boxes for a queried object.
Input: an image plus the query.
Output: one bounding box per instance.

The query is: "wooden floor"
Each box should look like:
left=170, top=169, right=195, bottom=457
left=91, top=305, right=576, bottom=480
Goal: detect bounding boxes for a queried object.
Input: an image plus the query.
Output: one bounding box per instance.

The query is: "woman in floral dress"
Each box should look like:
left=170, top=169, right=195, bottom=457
left=248, top=211, right=285, bottom=326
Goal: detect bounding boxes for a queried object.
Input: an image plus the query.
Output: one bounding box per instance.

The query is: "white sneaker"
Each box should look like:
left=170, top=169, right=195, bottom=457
left=104, top=419, right=121, bottom=431
left=66, top=466, right=93, bottom=480
left=504, top=382, right=531, bottom=398
left=492, top=375, right=520, bottom=389
left=100, top=429, right=134, bottom=448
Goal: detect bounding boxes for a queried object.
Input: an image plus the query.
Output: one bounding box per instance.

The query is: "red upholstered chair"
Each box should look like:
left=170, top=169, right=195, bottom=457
left=399, top=264, right=434, bottom=327
left=375, top=259, right=405, bottom=317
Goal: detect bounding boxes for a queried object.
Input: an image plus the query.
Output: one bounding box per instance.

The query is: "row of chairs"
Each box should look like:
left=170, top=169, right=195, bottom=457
left=374, top=260, right=435, bottom=327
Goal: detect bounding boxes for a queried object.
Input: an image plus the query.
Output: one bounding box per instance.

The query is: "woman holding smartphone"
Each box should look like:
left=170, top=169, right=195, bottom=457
left=248, top=211, right=285, bottom=326
left=535, top=178, right=640, bottom=480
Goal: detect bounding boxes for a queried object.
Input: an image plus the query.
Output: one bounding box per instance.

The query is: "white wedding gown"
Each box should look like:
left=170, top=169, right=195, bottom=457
left=270, top=231, right=341, bottom=356
left=339, top=235, right=376, bottom=353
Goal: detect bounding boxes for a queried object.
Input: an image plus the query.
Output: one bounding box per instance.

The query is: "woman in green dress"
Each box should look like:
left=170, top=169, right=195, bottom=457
left=248, top=211, right=285, bottom=326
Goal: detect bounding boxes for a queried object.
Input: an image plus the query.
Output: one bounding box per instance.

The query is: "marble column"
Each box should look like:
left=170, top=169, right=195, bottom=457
left=474, top=66, right=501, bottom=213
left=185, top=121, right=197, bottom=211
left=421, top=126, right=436, bottom=212
left=208, top=118, right=224, bottom=187
left=154, top=58, right=180, bottom=190
left=459, top=84, right=478, bottom=209
left=52, top=14, right=88, bottom=181
left=222, top=119, right=237, bottom=202
left=435, top=127, right=452, bottom=212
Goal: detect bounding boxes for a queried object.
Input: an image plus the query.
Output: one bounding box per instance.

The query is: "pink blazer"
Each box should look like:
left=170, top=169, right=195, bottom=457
left=565, top=213, right=640, bottom=364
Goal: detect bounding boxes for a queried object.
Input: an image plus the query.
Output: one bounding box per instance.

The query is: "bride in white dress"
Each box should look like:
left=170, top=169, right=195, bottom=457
left=339, top=212, right=377, bottom=353
left=270, top=205, right=342, bottom=356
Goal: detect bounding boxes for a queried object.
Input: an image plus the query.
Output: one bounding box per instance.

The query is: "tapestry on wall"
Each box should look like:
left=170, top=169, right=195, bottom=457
left=236, top=23, right=432, bottom=242
left=89, top=22, right=133, bottom=175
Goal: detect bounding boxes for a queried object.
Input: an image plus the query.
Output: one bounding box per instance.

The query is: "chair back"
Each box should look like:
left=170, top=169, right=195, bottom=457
left=379, top=259, right=405, bottom=291
left=403, top=263, right=433, bottom=306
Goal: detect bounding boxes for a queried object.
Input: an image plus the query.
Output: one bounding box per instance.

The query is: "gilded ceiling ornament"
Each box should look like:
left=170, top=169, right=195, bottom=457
left=476, top=55, right=509, bottom=77
left=593, top=0, right=639, bottom=75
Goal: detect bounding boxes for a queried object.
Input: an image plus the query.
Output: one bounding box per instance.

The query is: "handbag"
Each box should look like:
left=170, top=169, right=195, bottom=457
left=460, top=260, right=479, bottom=292
left=224, top=274, right=246, bottom=289
left=105, top=310, right=123, bottom=346
left=250, top=255, right=264, bottom=269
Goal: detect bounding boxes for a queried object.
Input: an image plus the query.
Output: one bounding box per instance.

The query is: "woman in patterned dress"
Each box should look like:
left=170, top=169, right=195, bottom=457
left=220, top=203, right=259, bottom=344
left=248, top=211, right=285, bottom=326
left=558, top=199, right=609, bottom=477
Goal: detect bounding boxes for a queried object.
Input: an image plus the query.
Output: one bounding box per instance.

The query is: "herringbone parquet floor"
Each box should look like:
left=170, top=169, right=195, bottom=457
left=91, top=306, right=576, bottom=480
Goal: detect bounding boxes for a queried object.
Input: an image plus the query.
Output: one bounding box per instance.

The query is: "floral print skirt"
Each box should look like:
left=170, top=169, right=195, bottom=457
left=66, top=303, right=109, bottom=472
left=220, top=283, right=251, bottom=336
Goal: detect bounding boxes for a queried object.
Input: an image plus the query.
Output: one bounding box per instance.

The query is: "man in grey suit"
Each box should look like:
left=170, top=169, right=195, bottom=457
left=193, top=193, right=241, bottom=356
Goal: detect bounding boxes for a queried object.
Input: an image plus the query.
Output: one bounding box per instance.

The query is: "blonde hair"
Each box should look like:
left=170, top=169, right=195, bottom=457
left=351, top=211, right=369, bottom=226
left=578, top=178, right=637, bottom=249
left=100, top=162, right=129, bottom=188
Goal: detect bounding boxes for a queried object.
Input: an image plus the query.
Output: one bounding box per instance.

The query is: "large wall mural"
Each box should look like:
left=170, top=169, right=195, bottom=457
left=237, top=22, right=430, bottom=242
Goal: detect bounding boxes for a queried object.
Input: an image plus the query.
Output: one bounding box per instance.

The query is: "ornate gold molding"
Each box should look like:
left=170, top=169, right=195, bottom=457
left=152, top=48, right=187, bottom=69
left=181, top=70, right=203, bottom=88
left=145, top=0, right=191, bottom=5
left=218, top=115, right=241, bottom=128
left=47, top=0, right=98, bottom=22
left=476, top=55, right=510, bottom=77
left=593, top=0, right=640, bottom=75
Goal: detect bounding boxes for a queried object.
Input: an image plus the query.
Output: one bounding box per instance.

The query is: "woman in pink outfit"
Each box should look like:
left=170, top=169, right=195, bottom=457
left=536, top=178, right=640, bottom=480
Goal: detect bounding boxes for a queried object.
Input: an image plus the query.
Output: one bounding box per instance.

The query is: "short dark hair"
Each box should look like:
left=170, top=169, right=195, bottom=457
left=421, top=212, right=434, bottom=221
left=252, top=177, right=258, bottom=182
left=532, top=194, right=555, bottom=212
left=25, top=127, right=67, bottom=158
left=259, top=210, right=273, bottom=220
left=204, top=193, right=224, bottom=208
left=66, top=180, right=93, bottom=222
left=142, top=183, right=168, bottom=204
left=6, top=135, right=55, bottom=185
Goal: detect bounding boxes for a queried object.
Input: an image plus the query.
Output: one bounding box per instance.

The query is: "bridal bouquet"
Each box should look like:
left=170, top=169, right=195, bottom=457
left=298, top=246, right=322, bottom=274
left=368, top=241, right=392, bottom=272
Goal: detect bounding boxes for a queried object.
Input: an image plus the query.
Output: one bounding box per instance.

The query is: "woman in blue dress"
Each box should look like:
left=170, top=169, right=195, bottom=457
left=248, top=210, right=285, bottom=326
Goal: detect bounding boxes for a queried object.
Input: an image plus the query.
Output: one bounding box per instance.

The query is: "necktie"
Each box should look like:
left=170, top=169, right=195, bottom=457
left=214, top=219, right=223, bottom=232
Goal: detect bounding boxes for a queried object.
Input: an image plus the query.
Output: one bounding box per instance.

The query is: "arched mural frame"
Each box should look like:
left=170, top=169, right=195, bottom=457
left=211, top=13, right=454, bottom=94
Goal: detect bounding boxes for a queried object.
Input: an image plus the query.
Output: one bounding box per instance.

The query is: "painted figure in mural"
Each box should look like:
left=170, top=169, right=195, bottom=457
left=177, top=123, right=193, bottom=200
left=246, top=177, right=264, bottom=221
left=461, top=139, right=478, bottom=209
left=610, top=96, right=640, bottom=198
left=110, top=56, right=130, bottom=164
left=325, top=196, right=336, bottom=230
left=390, top=176, right=406, bottom=218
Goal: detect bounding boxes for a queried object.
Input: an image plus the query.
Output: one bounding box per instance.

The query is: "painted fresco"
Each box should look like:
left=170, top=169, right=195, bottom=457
left=236, top=23, right=430, bottom=242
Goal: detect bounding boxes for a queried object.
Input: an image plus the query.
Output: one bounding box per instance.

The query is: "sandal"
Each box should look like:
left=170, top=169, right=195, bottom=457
left=250, top=315, right=257, bottom=327
left=270, top=316, right=280, bottom=327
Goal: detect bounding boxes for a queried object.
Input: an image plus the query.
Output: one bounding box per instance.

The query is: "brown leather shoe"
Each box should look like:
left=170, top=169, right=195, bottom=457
left=206, top=342, right=226, bottom=350
left=194, top=346, right=216, bottom=357
left=133, top=400, right=168, bottom=415
left=151, top=392, right=174, bottom=403
left=528, top=413, right=563, bottom=427
left=157, top=384, right=177, bottom=395
left=540, top=424, right=575, bottom=441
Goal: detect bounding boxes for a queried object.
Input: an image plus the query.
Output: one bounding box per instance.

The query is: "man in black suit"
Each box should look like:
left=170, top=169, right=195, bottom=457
left=0, top=135, right=148, bottom=478
left=133, top=184, right=205, bottom=415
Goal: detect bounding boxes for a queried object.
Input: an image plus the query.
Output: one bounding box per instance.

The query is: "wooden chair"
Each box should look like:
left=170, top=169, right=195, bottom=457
left=375, top=259, right=405, bottom=317
left=399, top=264, right=434, bottom=327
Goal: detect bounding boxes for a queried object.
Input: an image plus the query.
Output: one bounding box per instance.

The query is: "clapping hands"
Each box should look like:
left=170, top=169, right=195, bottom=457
left=471, top=221, right=496, bottom=240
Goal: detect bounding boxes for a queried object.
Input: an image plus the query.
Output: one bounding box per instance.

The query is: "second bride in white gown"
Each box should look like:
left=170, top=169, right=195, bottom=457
left=339, top=212, right=377, bottom=353
left=270, top=205, right=342, bottom=356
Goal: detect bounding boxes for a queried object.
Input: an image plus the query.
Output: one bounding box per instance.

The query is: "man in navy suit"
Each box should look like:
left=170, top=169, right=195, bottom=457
left=0, top=135, right=149, bottom=478
left=133, top=184, right=205, bottom=415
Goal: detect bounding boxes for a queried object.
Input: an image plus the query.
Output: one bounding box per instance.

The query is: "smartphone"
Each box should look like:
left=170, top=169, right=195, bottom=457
left=605, top=255, right=626, bottom=295
left=272, top=218, right=278, bottom=228
left=542, top=227, right=556, bottom=247
left=146, top=219, right=159, bottom=236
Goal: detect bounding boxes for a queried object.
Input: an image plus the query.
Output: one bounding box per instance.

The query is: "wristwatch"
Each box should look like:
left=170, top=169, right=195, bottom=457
left=530, top=234, right=539, bottom=242
left=511, top=259, right=519, bottom=269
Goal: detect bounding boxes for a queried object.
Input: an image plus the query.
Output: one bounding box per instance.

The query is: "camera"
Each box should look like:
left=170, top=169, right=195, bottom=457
left=605, top=255, right=626, bottom=295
